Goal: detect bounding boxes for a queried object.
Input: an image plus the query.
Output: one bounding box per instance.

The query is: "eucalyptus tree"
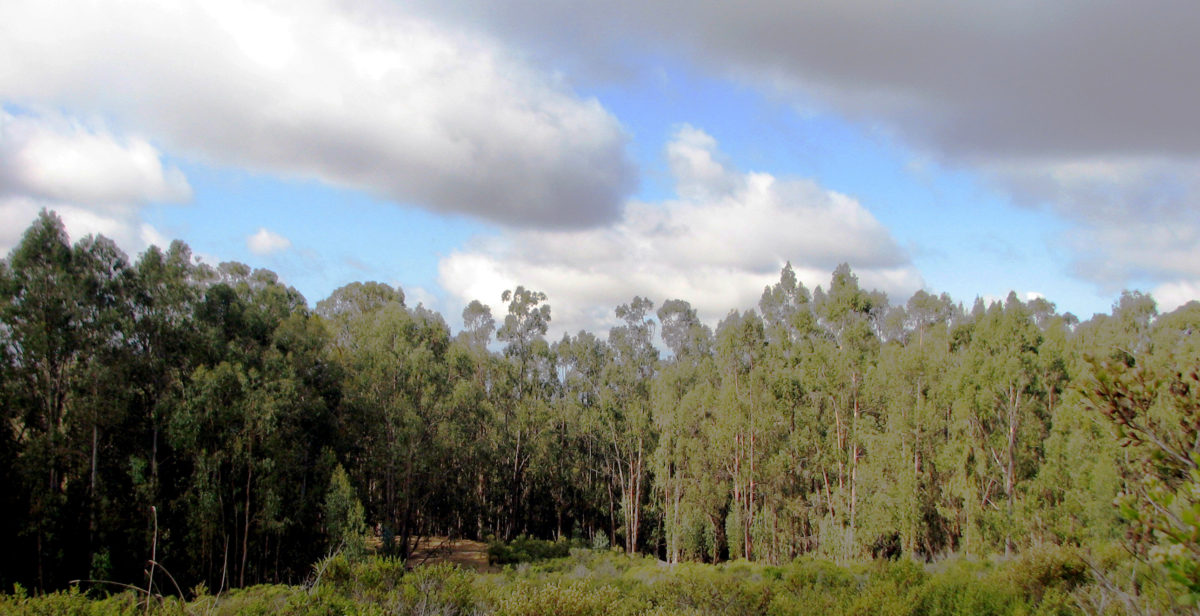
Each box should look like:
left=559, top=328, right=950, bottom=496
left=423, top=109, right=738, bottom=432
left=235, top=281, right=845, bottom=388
left=2, top=218, right=223, bottom=589
left=950, top=293, right=1045, bottom=555
left=68, top=234, right=141, bottom=580
left=599, top=297, right=658, bottom=553
left=329, top=288, right=454, bottom=558
left=495, top=286, right=555, bottom=538
left=447, top=300, right=498, bottom=538
left=713, top=308, right=770, bottom=560
left=127, top=241, right=204, bottom=499
left=2, top=211, right=83, bottom=589
left=0, top=211, right=146, bottom=588
left=755, top=264, right=826, bottom=561
left=812, top=264, right=885, bottom=558
left=658, top=298, right=712, bottom=360
left=652, top=299, right=722, bottom=562
left=169, top=263, right=335, bottom=586
left=758, top=262, right=818, bottom=350
left=0, top=257, right=18, bottom=587
left=12, top=208, right=1199, bottom=589
left=553, top=330, right=610, bottom=542
left=460, top=300, right=495, bottom=349
left=1033, top=302, right=1123, bottom=548
left=861, top=290, right=956, bottom=559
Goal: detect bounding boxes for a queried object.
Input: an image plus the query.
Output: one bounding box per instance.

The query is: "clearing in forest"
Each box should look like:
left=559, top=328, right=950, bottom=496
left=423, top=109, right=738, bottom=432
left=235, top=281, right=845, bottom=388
left=399, top=536, right=495, bottom=572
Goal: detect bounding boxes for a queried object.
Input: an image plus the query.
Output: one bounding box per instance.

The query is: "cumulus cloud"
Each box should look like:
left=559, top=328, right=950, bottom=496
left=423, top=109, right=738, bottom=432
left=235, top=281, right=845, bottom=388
left=417, top=0, right=1200, bottom=301
left=246, top=228, right=292, bottom=255
left=0, top=109, right=188, bottom=256
left=0, top=110, right=191, bottom=207
left=439, top=126, right=921, bottom=336
left=0, top=0, right=634, bottom=228
left=405, top=286, right=440, bottom=310
left=1152, top=281, right=1200, bottom=313
left=0, top=196, right=179, bottom=259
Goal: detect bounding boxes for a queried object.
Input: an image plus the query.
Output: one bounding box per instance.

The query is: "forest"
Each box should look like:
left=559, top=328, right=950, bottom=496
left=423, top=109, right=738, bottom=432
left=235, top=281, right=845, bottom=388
left=2, top=210, right=1198, bottom=613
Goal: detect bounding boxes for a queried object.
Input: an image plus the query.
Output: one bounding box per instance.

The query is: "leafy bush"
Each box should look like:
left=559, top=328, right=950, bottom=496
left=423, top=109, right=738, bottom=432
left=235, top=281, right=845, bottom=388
left=492, top=581, right=626, bottom=616
left=311, top=555, right=477, bottom=614
left=651, top=563, right=772, bottom=616
left=1000, top=544, right=1089, bottom=604
left=0, top=585, right=187, bottom=616
left=0, top=546, right=1121, bottom=616
left=487, top=536, right=579, bottom=565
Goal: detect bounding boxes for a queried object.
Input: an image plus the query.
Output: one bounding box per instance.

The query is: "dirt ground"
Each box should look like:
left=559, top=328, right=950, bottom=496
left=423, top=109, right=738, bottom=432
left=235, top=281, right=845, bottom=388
left=391, top=536, right=497, bottom=572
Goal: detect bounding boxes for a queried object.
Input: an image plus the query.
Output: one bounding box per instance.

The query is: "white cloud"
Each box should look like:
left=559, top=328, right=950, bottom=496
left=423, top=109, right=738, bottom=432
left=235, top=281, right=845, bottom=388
left=0, top=110, right=191, bottom=207
left=668, top=125, right=738, bottom=201
left=1152, top=281, right=1200, bottom=313
left=439, top=127, right=922, bottom=336
left=404, top=285, right=439, bottom=310
left=0, top=196, right=174, bottom=258
left=139, top=224, right=172, bottom=251
left=0, top=0, right=634, bottom=228
left=0, top=109, right=189, bottom=257
left=247, top=228, right=292, bottom=255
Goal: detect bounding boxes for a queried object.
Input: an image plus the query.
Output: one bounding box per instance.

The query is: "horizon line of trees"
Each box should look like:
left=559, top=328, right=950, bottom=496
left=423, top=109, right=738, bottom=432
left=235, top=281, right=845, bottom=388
left=2, top=210, right=1196, bottom=599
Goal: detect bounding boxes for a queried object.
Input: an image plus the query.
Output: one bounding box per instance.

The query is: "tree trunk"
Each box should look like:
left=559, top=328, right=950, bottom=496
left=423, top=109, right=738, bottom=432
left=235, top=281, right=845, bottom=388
left=849, top=378, right=860, bottom=557
left=1005, top=386, right=1019, bottom=556
left=241, top=444, right=253, bottom=588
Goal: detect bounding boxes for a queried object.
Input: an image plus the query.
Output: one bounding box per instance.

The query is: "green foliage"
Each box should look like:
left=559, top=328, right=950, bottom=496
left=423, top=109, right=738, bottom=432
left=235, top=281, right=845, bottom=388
left=493, top=581, right=629, bottom=616
left=1085, top=324, right=1200, bottom=607
left=2, top=211, right=1196, bottom=610
left=651, top=562, right=773, bottom=616
left=312, top=555, right=477, bottom=614
left=324, top=464, right=368, bottom=557
left=0, top=548, right=1147, bottom=615
left=488, top=536, right=578, bottom=565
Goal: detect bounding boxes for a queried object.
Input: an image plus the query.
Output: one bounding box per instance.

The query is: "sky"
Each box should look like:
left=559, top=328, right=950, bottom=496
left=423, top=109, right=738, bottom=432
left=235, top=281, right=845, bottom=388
left=2, top=0, right=1199, bottom=337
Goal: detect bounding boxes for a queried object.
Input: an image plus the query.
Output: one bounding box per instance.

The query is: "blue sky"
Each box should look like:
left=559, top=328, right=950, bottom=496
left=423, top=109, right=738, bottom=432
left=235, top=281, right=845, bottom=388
left=3, top=0, right=1197, bottom=336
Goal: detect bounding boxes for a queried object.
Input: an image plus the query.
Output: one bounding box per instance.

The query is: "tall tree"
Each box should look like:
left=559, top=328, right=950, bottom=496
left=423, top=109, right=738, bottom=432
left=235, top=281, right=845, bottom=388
left=0, top=211, right=140, bottom=588
left=951, top=293, right=1045, bottom=555
left=601, top=297, right=658, bottom=553
left=714, top=309, right=768, bottom=560
left=814, top=264, right=884, bottom=559
left=653, top=299, right=720, bottom=562
left=496, top=287, right=554, bottom=538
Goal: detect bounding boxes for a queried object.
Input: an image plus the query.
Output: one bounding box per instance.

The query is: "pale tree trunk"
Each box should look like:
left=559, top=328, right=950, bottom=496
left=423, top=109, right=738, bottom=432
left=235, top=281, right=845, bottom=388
left=747, top=429, right=756, bottom=561
left=630, top=436, right=644, bottom=552
left=668, top=467, right=682, bottom=563
left=747, top=378, right=757, bottom=561
left=1004, top=386, right=1020, bottom=557
left=241, top=442, right=253, bottom=588
left=850, top=381, right=859, bottom=557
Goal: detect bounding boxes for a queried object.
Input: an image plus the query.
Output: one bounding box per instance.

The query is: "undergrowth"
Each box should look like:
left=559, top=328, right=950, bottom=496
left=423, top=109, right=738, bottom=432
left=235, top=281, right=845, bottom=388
left=0, top=544, right=1161, bottom=615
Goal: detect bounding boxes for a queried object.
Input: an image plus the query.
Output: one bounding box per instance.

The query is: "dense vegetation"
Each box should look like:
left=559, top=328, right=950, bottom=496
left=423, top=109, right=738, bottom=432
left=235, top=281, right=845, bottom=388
left=0, top=547, right=1102, bottom=615
left=2, top=210, right=1198, bottom=612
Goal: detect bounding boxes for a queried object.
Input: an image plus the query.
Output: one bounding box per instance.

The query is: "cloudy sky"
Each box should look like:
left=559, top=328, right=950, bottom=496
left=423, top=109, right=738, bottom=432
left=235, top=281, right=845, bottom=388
left=2, top=0, right=1197, bottom=335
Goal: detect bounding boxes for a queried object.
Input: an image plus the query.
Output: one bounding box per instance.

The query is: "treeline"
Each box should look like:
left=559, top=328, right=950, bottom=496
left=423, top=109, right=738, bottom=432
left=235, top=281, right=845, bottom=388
left=1, top=210, right=1196, bottom=596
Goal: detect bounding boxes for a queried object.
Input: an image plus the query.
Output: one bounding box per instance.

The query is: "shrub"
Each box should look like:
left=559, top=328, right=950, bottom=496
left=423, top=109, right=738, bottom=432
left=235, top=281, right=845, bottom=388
left=488, top=536, right=578, bottom=565
left=652, top=563, right=772, bottom=616
left=493, top=581, right=628, bottom=616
